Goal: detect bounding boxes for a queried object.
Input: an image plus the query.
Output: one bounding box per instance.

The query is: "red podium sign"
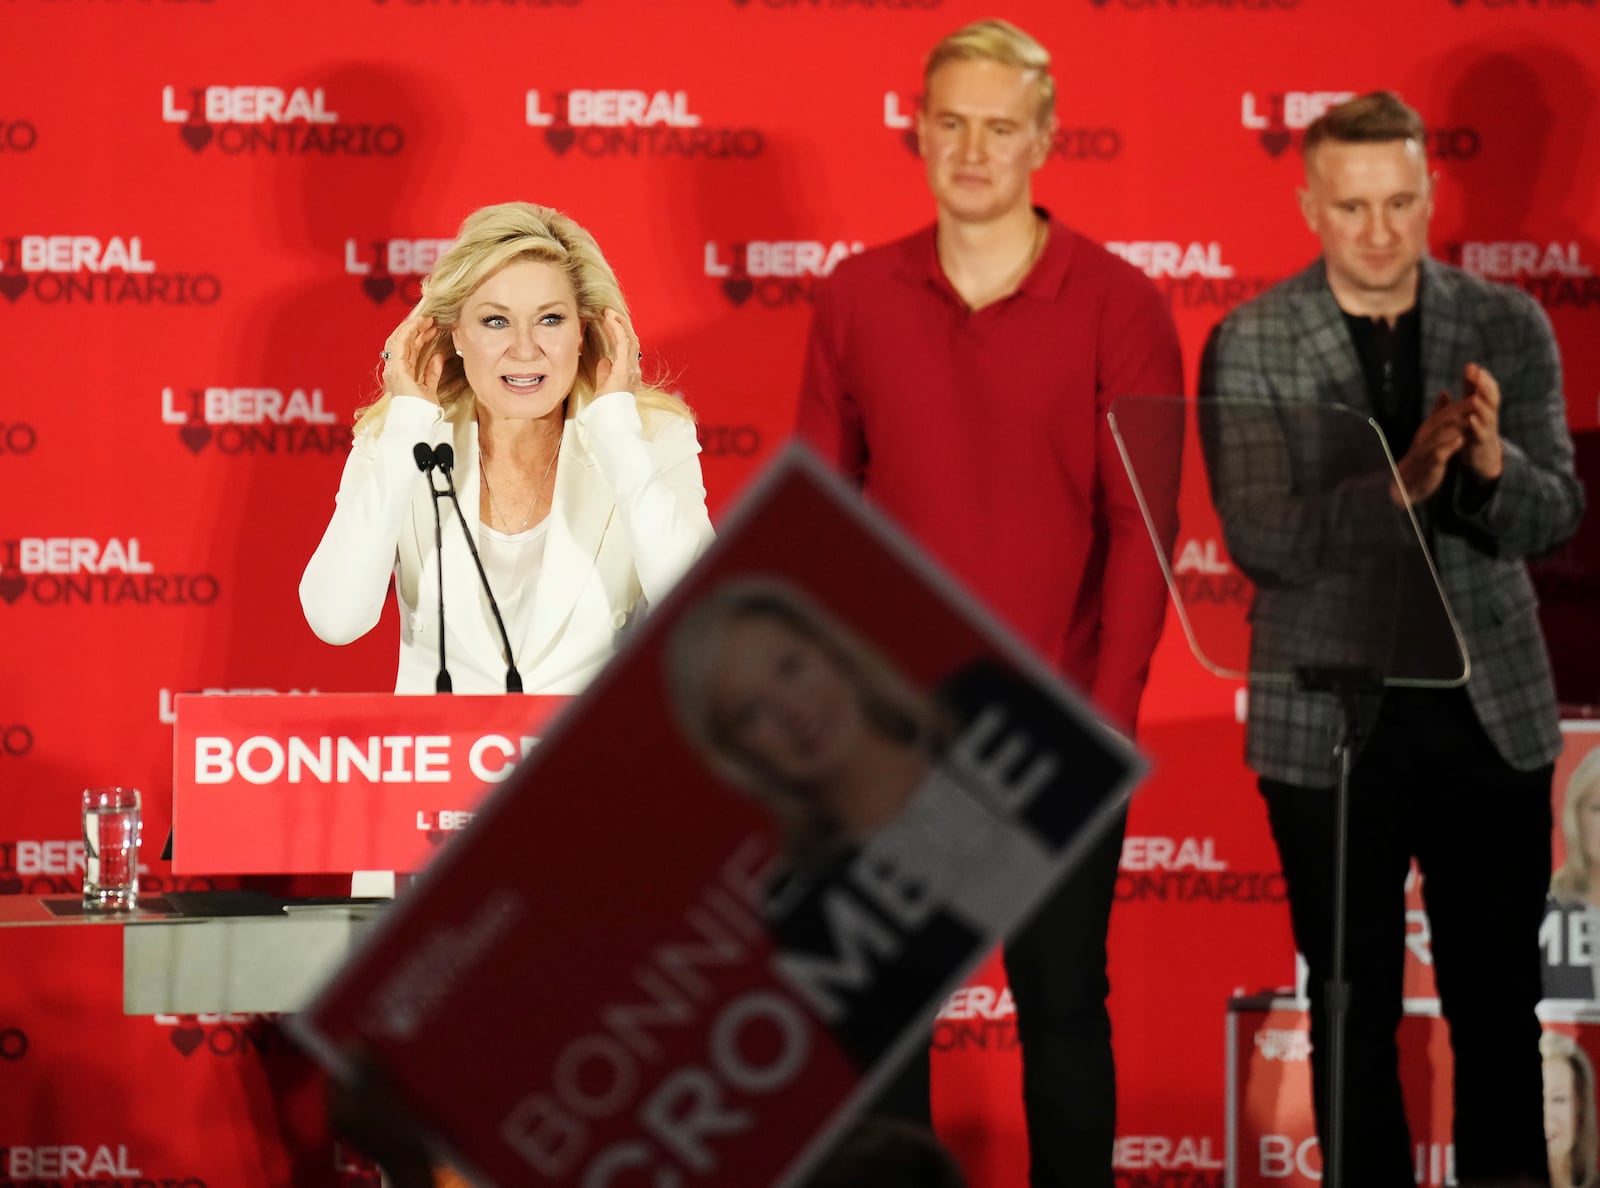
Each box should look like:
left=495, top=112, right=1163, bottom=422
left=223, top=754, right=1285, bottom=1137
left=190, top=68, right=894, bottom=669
left=171, top=692, right=567, bottom=874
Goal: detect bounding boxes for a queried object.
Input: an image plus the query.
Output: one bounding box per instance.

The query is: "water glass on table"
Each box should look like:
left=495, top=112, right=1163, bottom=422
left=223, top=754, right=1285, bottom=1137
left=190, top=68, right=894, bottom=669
left=82, top=787, right=141, bottom=912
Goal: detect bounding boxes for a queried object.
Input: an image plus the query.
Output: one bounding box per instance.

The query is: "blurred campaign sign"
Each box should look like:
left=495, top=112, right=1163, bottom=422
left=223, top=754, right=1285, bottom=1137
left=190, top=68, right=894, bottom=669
left=290, top=445, right=1143, bottom=1188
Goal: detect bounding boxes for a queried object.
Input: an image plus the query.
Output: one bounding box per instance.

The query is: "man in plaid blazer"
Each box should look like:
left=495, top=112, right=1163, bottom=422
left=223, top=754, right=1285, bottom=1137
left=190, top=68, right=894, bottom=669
left=1200, top=92, right=1584, bottom=1187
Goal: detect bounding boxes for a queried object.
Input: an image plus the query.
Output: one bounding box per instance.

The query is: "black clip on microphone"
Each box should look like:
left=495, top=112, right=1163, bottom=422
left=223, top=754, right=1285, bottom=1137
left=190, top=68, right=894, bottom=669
left=413, top=443, right=453, bottom=693
left=431, top=443, right=525, bottom=694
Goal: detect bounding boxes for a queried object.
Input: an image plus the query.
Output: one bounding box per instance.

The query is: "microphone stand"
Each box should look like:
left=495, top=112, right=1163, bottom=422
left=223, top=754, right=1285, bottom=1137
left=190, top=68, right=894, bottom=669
left=412, top=444, right=452, bottom=693
left=432, top=444, right=525, bottom=694
left=1292, top=663, right=1383, bottom=1188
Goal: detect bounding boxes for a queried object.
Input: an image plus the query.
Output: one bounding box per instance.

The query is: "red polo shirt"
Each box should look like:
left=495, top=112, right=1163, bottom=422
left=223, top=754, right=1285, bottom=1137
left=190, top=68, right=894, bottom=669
left=797, top=213, right=1183, bottom=732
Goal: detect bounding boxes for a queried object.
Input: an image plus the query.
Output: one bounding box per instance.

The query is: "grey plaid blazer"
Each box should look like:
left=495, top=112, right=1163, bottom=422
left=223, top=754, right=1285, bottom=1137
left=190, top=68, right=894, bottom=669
left=1198, top=257, right=1585, bottom=788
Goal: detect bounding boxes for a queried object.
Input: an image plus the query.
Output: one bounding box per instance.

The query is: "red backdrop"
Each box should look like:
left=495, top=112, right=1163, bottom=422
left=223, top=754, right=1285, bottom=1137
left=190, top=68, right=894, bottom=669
left=4, top=1, right=1598, bottom=1185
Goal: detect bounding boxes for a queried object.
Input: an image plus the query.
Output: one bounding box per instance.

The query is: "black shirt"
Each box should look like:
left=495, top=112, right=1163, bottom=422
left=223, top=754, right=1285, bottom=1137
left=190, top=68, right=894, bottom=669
left=1341, top=304, right=1423, bottom=457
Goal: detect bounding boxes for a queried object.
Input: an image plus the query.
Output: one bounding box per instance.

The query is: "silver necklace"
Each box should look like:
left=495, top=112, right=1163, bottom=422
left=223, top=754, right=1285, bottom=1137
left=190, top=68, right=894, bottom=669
left=481, top=441, right=558, bottom=532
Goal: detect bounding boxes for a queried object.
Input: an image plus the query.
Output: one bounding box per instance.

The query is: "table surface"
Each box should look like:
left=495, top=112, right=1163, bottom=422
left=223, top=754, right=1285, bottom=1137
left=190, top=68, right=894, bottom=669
left=0, top=896, right=388, bottom=1014
left=0, top=895, right=175, bottom=926
left=0, top=894, right=383, bottom=927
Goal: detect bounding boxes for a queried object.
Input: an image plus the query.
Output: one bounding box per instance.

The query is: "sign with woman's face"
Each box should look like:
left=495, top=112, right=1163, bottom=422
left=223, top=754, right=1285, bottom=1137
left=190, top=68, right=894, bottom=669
left=703, top=614, right=872, bottom=789
left=292, top=448, right=1142, bottom=1188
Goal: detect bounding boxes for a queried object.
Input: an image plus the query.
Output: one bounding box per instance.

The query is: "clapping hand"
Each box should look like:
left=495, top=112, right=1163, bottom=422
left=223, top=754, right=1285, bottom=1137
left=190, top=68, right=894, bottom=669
left=1459, top=362, right=1505, bottom=481
left=1392, top=391, right=1469, bottom=505
left=1390, top=361, right=1505, bottom=505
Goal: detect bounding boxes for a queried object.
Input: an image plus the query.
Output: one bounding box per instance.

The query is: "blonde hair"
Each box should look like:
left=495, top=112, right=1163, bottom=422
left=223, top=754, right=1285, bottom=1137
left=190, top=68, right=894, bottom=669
left=923, top=18, right=1055, bottom=129
left=354, top=201, right=692, bottom=432
left=665, top=579, right=948, bottom=869
left=1552, top=748, right=1600, bottom=905
left=1544, top=1030, right=1600, bottom=1188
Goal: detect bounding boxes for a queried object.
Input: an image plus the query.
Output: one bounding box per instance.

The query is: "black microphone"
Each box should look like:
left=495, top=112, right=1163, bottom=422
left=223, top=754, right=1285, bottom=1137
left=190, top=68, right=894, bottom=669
left=433, top=443, right=525, bottom=694
left=413, top=442, right=452, bottom=693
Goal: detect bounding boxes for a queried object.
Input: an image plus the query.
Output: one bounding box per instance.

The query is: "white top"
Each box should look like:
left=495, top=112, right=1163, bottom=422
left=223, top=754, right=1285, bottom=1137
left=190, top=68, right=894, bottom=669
left=299, top=389, right=714, bottom=695
left=478, top=518, right=550, bottom=669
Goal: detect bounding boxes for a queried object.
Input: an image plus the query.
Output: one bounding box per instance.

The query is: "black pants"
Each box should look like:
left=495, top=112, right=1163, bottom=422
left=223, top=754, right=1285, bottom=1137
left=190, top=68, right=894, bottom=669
left=873, top=810, right=1125, bottom=1188
left=1261, top=689, right=1551, bottom=1187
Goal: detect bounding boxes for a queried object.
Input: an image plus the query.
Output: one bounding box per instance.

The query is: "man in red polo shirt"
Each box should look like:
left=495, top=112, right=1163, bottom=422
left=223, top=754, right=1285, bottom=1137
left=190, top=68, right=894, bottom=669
left=796, top=18, right=1182, bottom=1188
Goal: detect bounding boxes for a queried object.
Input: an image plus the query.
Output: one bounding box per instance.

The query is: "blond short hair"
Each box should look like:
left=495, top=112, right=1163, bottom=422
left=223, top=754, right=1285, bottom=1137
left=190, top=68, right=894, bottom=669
left=355, top=201, right=690, bottom=432
left=923, top=18, right=1055, bottom=129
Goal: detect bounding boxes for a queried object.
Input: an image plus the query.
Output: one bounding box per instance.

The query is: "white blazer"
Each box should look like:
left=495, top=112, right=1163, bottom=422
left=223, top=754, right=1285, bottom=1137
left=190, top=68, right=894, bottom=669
left=300, top=391, right=714, bottom=694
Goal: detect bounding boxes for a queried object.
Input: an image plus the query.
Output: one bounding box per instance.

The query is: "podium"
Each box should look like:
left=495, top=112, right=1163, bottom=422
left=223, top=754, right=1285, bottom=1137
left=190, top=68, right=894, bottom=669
left=35, top=691, right=572, bottom=1017
left=171, top=691, right=568, bottom=875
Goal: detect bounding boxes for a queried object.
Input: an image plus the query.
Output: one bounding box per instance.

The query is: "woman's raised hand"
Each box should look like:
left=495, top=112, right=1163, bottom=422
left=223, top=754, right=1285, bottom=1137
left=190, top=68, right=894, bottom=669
left=592, top=308, right=642, bottom=396
left=380, top=313, right=445, bottom=404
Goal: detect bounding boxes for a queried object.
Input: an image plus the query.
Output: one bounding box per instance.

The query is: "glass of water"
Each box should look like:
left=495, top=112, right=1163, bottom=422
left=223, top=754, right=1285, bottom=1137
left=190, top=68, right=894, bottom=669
left=82, top=787, right=141, bottom=912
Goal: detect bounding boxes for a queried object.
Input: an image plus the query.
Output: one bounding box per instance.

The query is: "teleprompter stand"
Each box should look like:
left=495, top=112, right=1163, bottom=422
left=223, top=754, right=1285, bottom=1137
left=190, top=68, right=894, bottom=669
left=1108, top=396, right=1468, bottom=1188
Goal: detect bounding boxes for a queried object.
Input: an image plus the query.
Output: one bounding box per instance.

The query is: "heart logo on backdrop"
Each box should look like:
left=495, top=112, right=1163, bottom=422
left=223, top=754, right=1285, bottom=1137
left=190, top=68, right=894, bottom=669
left=545, top=127, right=576, bottom=155
left=362, top=276, right=396, bottom=304
left=180, top=123, right=213, bottom=153
left=0, top=573, right=26, bottom=605
left=169, top=1025, right=206, bottom=1057
left=722, top=278, right=753, bottom=306
left=0, top=876, right=21, bottom=894
left=1259, top=129, right=1292, bottom=157
left=0, top=274, right=28, bottom=302
left=179, top=424, right=212, bottom=454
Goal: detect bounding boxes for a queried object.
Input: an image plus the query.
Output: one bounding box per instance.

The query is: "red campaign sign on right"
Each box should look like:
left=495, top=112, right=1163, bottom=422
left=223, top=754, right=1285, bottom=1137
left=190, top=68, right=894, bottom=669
left=291, top=448, right=1142, bottom=1188
left=1229, top=1000, right=1600, bottom=1188
left=1229, top=1002, right=1452, bottom=1188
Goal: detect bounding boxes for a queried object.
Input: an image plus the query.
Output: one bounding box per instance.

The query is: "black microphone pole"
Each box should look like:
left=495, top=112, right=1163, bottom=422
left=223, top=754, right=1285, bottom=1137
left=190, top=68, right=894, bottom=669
left=432, top=444, right=525, bottom=694
left=412, top=443, right=452, bottom=693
